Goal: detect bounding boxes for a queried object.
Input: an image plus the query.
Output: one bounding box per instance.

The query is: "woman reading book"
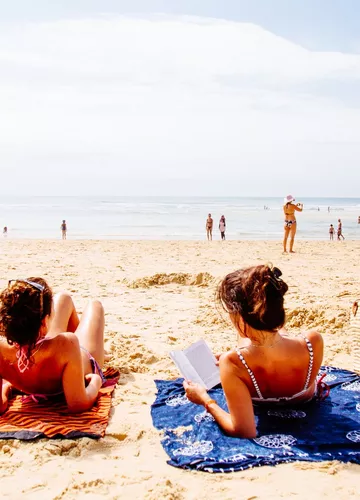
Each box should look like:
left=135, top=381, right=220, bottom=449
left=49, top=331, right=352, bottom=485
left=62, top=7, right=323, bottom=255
left=183, top=265, right=324, bottom=438
left=0, top=278, right=106, bottom=414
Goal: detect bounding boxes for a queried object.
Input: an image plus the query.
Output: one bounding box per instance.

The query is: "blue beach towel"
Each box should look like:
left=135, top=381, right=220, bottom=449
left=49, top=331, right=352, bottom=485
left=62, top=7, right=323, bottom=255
left=151, top=367, right=360, bottom=472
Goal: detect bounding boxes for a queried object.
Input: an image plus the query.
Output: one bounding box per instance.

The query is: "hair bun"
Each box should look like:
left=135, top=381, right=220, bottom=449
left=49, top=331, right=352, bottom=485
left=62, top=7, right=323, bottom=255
left=218, top=264, right=288, bottom=332
left=266, top=266, right=287, bottom=295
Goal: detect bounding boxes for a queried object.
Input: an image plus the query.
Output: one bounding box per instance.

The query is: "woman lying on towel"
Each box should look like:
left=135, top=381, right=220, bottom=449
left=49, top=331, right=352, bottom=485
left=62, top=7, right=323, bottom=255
left=184, top=265, right=324, bottom=438
left=0, top=278, right=106, bottom=414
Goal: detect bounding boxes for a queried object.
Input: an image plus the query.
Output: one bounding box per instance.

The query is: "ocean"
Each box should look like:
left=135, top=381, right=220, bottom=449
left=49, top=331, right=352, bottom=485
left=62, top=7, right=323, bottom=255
left=0, top=196, right=360, bottom=240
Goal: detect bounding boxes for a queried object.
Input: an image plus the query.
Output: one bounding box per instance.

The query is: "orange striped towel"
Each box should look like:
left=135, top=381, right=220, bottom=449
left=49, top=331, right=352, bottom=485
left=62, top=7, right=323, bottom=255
left=0, top=368, right=120, bottom=440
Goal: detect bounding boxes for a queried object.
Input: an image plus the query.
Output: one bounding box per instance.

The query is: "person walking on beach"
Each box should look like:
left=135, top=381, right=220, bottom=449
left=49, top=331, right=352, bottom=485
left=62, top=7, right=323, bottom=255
left=219, top=215, right=226, bottom=241
left=329, top=224, right=334, bottom=241
left=206, top=214, right=213, bottom=241
left=337, top=219, right=345, bottom=241
left=3, top=227, right=7, bottom=238
left=283, top=195, right=303, bottom=253
left=61, top=220, right=67, bottom=240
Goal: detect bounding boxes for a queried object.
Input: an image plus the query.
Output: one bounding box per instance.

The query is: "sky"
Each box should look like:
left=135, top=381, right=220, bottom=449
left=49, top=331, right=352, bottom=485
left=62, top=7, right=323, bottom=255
left=0, top=1, right=360, bottom=197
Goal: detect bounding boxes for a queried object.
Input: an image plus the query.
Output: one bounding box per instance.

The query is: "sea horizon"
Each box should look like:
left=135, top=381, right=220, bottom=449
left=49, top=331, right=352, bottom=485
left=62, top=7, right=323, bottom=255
left=1, top=195, right=359, bottom=241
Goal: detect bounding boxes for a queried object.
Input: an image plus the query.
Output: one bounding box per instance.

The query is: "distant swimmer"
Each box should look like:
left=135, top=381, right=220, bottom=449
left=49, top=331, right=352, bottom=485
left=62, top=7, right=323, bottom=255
left=328, top=206, right=330, bottom=213
left=337, top=219, right=345, bottom=241
left=283, top=195, right=303, bottom=253
left=329, top=224, right=334, bottom=241
left=61, top=220, right=67, bottom=240
left=3, top=226, right=7, bottom=237
left=206, top=214, right=213, bottom=241
left=219, top=215, right=226, bottom=241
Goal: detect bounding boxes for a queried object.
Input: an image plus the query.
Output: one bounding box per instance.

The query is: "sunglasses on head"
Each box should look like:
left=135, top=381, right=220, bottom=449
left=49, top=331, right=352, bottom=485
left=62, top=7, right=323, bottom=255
left=8, top=279, right=44, bottom=292
left=8, top=279, right=45, bottom=316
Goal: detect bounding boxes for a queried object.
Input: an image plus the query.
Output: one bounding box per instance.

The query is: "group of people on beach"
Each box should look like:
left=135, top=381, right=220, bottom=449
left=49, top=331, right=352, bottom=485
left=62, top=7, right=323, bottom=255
left=283, top=196, right=348, bottom=251
left=206, top=214, right=226, bottom=241
left=0, top=264, right=327, bottom=438
left=329, top=220, right=345, bottom=241
left=205, top=196, right=352, bottom=252
left=206, top=195, right=305, bottom=251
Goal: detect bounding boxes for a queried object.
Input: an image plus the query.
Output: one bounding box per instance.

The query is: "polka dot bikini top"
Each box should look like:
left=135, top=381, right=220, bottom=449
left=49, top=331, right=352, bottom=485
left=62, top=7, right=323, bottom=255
left=236, top=337, right=314, bottom=404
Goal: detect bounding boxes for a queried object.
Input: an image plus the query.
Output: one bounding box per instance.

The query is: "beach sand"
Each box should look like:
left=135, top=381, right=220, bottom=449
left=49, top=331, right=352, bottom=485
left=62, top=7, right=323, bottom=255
left=0, top=239, right=359, bottom=499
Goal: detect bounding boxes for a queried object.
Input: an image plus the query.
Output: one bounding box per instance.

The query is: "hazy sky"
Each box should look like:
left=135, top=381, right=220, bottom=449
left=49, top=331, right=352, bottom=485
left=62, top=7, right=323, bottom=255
left=1, top=1, right=360, bottom=196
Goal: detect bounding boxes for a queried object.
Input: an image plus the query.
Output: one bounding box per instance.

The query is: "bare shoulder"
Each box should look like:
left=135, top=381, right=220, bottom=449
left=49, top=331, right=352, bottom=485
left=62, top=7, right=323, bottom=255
left=47, top=332, right=80, bottom=354
left=303, top=330, right=324, bottom=362
left=219, top=349, right=243, bottom=372
left=219, top=349, right=255, bottom=390
left=304, top=329, right=323, bottom=348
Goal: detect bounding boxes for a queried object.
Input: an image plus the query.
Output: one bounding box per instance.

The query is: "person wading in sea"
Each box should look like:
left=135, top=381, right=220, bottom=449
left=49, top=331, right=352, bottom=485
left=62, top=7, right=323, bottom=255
left=337, top=219, right=345, bottom=241
left=206, top=214, right=213, bottom=241
left=61, top=220, right=67, bottom=240
left=219, top=215, right=226, bottom=241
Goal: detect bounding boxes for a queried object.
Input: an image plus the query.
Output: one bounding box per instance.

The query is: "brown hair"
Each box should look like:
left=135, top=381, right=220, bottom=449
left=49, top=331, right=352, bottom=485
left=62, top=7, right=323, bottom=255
left=0, top=277, right=53, bottom=358
left=217, top=265, right=288, bottom=334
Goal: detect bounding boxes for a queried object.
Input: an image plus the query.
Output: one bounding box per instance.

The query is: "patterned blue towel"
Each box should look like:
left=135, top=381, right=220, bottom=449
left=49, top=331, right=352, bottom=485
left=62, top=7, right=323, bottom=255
left=151, top=367, right=360, bottom=472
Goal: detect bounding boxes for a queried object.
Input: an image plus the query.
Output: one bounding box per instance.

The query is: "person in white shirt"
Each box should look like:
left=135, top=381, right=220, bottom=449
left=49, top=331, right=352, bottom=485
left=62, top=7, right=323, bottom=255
left=219, top=215, right=226, bottom=241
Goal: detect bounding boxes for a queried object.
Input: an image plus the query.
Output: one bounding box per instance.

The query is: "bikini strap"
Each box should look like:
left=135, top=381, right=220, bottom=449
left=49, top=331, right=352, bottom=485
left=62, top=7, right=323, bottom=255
left=16, top=337, right=47, bottom=373
left=303, top=337, right=314, bottom=390
left=235, top=347, right=263, bottom=399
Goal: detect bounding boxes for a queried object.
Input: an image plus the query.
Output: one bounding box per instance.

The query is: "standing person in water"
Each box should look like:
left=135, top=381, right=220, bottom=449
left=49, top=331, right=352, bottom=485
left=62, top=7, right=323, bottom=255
left=183, top=265, right=324, bottom=438
left=0, top=278, right=106, bottom=414
left=219, top=215, right=226, bottom=241
left=61, top=220, right=67, bottom=240
left=206, top=214, right=213, bottom=241
left=329, top=224, right=335, bottom=241
left=337, top=219, right=345, bottom=241
left=3, top=227, right=7, bottom=237
left=283, top=195, right=303, bottom=253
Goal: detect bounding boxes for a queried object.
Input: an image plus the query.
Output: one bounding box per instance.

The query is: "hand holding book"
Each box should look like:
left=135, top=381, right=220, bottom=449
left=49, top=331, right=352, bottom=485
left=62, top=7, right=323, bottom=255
left=182, top=380, right=210, bottom=406
left=169, top=339, right=220, bottom=390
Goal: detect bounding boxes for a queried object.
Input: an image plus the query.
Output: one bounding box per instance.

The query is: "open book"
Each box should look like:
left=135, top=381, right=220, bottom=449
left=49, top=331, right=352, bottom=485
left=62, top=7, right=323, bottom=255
left=170, top=339, right=220, bottom=390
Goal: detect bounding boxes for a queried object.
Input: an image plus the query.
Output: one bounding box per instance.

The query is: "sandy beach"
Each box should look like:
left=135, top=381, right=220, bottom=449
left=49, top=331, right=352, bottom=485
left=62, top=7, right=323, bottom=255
left=0, top=239, right=359, bottom=499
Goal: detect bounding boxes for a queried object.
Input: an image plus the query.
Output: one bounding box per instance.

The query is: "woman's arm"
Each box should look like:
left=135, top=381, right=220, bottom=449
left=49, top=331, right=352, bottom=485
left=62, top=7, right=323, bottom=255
left=216, top=355, right=256, bottom=437
left=60, top=333, right=102, bottom=413
left=183, top=354, right=256, bottom=438
left=294, top=203, right=303, bottom=212
left=0, top=378, right=12, bottom=415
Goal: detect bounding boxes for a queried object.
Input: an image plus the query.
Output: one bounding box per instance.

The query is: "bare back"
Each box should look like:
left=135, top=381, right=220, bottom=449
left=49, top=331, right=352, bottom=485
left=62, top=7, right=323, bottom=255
left=221, top=330, right=323, bottom=403
left=0, top=333, right=91, bottom=396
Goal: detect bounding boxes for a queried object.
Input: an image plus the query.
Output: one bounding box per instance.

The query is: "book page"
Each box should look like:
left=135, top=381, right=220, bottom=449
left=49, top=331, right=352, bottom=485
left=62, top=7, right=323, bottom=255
left=184, top=339, right=220, bottom=390
left=169, top=350, right=204, bottom=386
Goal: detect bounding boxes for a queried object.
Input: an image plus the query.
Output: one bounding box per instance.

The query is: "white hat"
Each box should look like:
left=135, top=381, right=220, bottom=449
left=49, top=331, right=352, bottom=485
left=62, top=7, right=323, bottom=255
left=284, top=194, right=295, bottom=204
